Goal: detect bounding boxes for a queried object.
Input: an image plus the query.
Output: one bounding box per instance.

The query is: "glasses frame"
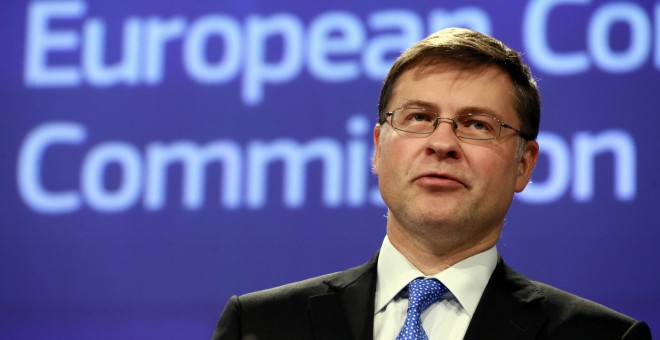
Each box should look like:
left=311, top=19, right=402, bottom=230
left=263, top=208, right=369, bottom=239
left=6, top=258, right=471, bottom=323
left=384, top=106, right=530, bottom=141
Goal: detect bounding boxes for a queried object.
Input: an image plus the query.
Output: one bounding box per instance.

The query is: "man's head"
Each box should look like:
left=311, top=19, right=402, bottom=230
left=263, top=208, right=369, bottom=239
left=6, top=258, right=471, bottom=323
left=372, top=28, right=540, bottom=262
left=378, top=27, right=540, bottom=142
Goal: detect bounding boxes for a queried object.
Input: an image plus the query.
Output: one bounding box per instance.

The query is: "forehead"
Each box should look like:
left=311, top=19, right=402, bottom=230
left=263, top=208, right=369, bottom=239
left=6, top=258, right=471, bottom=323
left=391, top=63, right=516, bottom=119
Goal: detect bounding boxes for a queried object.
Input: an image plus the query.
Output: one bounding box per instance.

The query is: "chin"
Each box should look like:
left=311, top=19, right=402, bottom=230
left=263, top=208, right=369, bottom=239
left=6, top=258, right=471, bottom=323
left=406, top=216, right=459, bottom=232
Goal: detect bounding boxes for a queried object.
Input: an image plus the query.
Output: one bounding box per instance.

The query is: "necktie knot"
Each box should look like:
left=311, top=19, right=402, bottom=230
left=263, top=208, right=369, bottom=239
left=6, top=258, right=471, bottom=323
left=396, top=278, right=448, bottom=340
left=407, top=277, right=448, bottom=312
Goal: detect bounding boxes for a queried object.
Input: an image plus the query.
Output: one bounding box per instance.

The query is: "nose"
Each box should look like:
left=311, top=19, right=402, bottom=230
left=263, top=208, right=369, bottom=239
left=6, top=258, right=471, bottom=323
left=425, top=117, right=461, bottom=159
left=434, top=117, right=457, bottom=130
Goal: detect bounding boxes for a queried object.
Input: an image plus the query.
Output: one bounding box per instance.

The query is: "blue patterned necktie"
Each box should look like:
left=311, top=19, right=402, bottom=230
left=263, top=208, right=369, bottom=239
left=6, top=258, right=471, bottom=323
left=396, top=278, right=449, bottom=340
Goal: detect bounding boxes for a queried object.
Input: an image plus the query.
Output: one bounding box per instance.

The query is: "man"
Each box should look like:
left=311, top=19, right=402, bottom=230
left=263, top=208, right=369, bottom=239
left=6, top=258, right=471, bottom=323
left=212, top=28, right=651, bottom=340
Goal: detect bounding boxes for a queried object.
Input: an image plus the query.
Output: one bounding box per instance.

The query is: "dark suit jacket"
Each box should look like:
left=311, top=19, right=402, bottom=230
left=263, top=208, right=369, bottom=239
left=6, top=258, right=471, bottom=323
left=212, top=255, right=652, bottom=340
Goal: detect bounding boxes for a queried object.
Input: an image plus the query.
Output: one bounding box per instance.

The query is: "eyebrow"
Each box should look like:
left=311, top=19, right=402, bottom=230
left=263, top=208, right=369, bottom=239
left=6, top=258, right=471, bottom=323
left=458, top=106, right=503, bottom=120
left=398, top=99, right=437, bottom=111
left=399, top=99, right=504, bottom=120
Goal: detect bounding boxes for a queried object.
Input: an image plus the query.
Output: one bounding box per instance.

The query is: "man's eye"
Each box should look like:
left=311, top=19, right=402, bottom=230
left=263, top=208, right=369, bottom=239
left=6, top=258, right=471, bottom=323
left=468, top=121, right=489, bottom=130
left=404, top=111, right=434, bottom=122
left=412, top=113, right=432, bottom=121
left=458, top=114, right=496, bottom=132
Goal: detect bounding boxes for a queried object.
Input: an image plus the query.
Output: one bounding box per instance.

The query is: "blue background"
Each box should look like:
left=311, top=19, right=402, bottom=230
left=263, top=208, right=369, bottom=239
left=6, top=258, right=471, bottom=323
left=2, top=0, right=658, bottom=338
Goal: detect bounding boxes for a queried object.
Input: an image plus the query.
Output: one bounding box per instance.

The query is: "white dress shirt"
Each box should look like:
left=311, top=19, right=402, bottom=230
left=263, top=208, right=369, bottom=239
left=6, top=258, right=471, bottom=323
left=373, top=236, right=498, bottom=340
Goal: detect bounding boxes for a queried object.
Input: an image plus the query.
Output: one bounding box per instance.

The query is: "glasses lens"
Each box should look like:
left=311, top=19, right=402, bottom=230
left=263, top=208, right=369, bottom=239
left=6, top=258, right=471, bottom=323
left=392, top=107, right=436, bottom=134
left=454, top=113, right=500, bottom=140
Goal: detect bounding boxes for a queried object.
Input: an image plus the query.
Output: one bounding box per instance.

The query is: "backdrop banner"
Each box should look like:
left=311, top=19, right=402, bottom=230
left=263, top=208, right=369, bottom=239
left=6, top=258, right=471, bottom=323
left=2, top=0, right=658, bottom=338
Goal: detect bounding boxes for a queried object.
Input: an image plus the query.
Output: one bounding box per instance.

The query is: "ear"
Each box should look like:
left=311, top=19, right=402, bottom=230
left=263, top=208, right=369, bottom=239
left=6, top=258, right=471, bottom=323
left=514, top=140, right=539, bottom=192
left=372, top=124, right=382, bottom=175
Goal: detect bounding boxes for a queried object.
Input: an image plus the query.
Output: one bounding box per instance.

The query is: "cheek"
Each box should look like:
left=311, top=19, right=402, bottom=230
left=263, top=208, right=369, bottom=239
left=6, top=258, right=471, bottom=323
left=491, top=159, right=520, bottom=189
left=374, top=146, right=394, bottom=177
left=374, top=143, right=412, bottom=185
left=467, top=147, right=518, bottom=185
left=380, top=139, right=413, bottom=170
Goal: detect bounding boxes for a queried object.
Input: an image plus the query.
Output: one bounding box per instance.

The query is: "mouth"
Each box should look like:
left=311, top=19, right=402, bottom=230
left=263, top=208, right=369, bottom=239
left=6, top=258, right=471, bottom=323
left=414, top=172, right=467, bottom=189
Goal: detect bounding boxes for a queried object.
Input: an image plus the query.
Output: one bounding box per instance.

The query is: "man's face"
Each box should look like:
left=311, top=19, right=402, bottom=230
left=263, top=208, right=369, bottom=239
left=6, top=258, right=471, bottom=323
left=373, top=63, right=538, bottom=250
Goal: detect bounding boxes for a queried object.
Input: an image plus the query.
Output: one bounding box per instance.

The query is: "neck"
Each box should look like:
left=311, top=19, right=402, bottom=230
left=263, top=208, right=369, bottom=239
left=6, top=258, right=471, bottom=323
left=386, top=219, right=500, bottom=276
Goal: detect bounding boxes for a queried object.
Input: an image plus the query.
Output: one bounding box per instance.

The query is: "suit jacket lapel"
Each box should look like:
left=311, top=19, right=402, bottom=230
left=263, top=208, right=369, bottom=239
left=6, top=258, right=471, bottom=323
left=306, top=254, right=548, bottom=340
left=464, top=257, right=547, bottom=340
left=309, top=252, right=378, bottom=340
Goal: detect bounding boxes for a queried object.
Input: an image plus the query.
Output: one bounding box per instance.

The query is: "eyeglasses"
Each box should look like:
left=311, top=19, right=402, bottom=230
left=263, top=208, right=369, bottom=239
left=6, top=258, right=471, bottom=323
left=384, top=107, right=530, bottom=141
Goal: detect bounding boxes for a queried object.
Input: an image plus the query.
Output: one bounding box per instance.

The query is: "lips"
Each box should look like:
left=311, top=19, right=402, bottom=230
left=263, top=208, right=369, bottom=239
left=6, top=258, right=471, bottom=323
left=414, top=172, right=468, bottom=188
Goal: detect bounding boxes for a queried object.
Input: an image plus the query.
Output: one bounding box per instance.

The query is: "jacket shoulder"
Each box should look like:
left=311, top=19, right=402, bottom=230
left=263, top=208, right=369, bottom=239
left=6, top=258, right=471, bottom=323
left=521, top=275, right=651, bottom=339
left=532, top=280, right=650, bottom=335
left=470, top=259, right=651, bottom=340
left=240, top=271, right=341, bottom=308
left=240, top=253, right=377, bottom=306
left=213, top=272, right=343, bottom=340
left=213, top=255, right=378, bottom=340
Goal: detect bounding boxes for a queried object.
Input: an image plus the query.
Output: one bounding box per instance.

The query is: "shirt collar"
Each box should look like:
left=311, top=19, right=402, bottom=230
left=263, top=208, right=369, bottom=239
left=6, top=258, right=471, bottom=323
left=375, top=235, right=497, bottom=317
